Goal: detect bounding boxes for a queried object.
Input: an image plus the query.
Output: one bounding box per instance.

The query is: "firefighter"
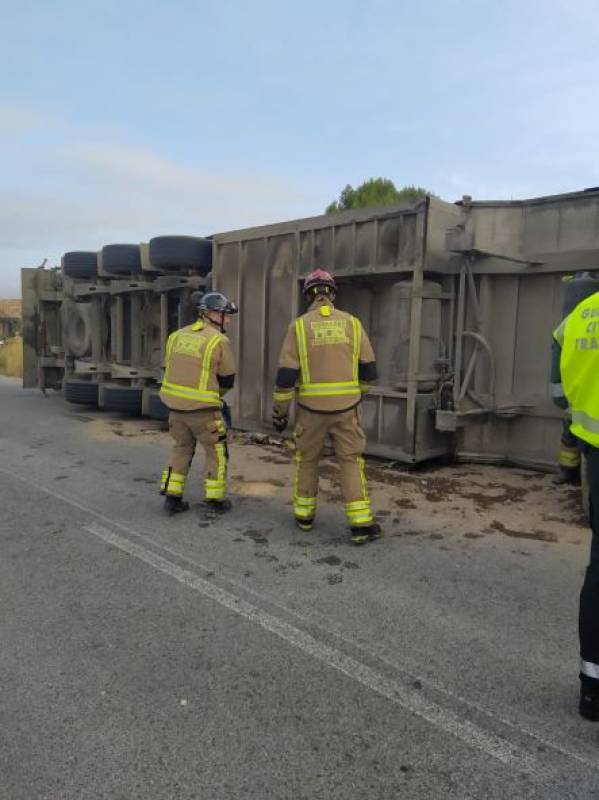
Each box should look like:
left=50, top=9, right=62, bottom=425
left=552, top=284, right=599, bottom=720
left=272, top=269, right=381, bottom=545
left=159, top=291, right=238, bottom=515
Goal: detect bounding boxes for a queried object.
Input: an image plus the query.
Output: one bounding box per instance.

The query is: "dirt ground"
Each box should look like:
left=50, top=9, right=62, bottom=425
left=88, top=416, right=587, bottom=547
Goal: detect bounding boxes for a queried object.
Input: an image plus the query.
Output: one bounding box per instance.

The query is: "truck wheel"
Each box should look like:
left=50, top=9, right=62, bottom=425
left=62, top=251, right=98, bottom=279
left=64, top=380, right=99, bottom=406
left=103, top=386, right=143, bottom=415
left=64, top=302, right=92, bottom=358
left=582, top=451, right=591, bottom=523
left=102, top=244, right=142, bottom=275
left=149, top=236, right=212, bottom=275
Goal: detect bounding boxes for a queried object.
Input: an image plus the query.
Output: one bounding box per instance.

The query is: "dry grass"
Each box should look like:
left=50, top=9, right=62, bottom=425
left=0, top=336, right=23, bottom=377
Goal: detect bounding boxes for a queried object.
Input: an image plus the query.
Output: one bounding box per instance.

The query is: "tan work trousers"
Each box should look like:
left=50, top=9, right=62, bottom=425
left=294, top=405, right=373, bottom=527
left=160, top=408, right=228, bottom=501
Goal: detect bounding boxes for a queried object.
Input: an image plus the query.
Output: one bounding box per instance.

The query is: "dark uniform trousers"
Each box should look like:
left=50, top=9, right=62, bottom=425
left=580, top=445, right=599, bottom=666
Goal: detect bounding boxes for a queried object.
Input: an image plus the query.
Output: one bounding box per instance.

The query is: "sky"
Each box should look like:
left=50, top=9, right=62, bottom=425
left=1, top=0, right=598, bottom=296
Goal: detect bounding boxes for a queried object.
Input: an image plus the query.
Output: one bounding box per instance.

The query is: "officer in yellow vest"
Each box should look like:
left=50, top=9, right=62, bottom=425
left=272, top=269, right=381, bottom=545
left=159, top=291, right=237, bottom=515
left=552, top=285, right=599, bottom=720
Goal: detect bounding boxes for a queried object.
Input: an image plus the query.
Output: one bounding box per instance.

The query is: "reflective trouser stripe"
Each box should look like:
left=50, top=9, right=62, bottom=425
left=293, top=450, right=317, bottom=519
left=581, top=660, right=599, bottom=679
left=205, top=480, right=226, bottom=500
left=161, top=469, right=187, bottom=497
left=205, top=442, right=227, bottom=500
left=344, top=457, right=373, bottom=526
left=558, top=444, right=580, bottom=468
left=294, top=495, right=317, bottom=519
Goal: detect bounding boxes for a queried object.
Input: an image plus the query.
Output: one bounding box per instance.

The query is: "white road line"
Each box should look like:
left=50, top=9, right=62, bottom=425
left=82, top=521, right=544, bottom=781
left=0, top=461, right=590, bottom=783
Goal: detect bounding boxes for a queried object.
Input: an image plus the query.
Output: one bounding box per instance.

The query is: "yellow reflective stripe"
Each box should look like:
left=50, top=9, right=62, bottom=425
left=351, top=316, right=361, bottom=382
left=205, top=480, right=226, bottom=500
left=200, top=333, right=223, bottom=390
left=299, top=382, right=361, bottom=397
left=558, top=446, right=580, bottom=467
left=359, top=383, right=371, bottom=393
left=215, top=442, right=227, bottom=483
left=162, top=470, right=187, bottom=496
left=295, top=318, right=310, bottom=384
left=345, top=500, right=370, bottom=511
left=294, top=498, right=317, bottom=518
left=295, top=497, right=317, bottom=508
left=161, top=381, right=221, bottom=403
left=358, top=456, right=369, bottom=501
left=273, top=390, right=295, bottom=402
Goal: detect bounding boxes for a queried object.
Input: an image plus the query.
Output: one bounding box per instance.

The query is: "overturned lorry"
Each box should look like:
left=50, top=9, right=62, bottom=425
left=21, top=189, right=599, bottom=474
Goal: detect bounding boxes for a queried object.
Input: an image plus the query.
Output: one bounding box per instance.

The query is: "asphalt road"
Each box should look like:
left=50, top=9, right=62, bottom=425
left=1, top=376, right=598, bottom=799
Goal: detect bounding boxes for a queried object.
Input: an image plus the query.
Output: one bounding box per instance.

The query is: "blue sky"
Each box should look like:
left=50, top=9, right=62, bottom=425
left=1, top=0, right=597, bottom=295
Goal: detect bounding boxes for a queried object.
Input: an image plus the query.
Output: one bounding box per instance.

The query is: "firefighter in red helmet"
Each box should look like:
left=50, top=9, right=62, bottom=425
left=272, top=269, right=381, bottom=545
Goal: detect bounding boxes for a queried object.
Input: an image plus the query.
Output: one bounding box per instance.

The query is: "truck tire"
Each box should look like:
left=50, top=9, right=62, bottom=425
left=103, top=386, right=143, bottom=415
left=582, top=451, right=591, bottom=523
left=147, top=393, right=170, bottom=421
left=149, top=236, right=212, bottom=275
left=62, top=251, right=98, bottom=279
left=102, top=244, right=142, bottom=275
left=64, top=379, right=99, bottom=406
left=64, top=302, right=92, bottom=358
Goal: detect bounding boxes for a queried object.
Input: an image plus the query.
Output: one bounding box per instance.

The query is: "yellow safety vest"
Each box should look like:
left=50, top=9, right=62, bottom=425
left=294, top=311, right=362, bottom=399
left=160, top=320, right=223, bottom=408
left=554, top=290, right=599, bottom=447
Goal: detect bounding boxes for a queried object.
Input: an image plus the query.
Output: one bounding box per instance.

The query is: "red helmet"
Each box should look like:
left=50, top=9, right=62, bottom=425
left=303, top=269, right=337, bottom=297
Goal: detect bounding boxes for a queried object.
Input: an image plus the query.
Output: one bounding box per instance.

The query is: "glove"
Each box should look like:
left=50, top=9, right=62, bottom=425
left=272, top=414, right=288, bottom=433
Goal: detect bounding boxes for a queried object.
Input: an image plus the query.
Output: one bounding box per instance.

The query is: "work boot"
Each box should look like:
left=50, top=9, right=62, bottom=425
left=579, top=674, right=599, bottom=721
left=295, top=517, right=314, bottom=532
left=202, top=498, right=233, bottom=514
left=164, top=496, right=190, bottom=516
left=350, top=523, right=383, bottom=546
left=553, top=467, right=581, bottom=486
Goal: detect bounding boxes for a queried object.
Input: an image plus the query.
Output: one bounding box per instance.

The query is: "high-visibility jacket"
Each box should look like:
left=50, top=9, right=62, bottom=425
left=160, top=319, right=236, bottom=412
left=553, top=290, right=599, bottom=447
left=273, top=296, right=377, bottom=414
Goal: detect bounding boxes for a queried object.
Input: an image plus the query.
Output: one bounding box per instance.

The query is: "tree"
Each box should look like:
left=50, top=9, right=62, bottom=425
left=325, top=178, right=432, bottom=214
